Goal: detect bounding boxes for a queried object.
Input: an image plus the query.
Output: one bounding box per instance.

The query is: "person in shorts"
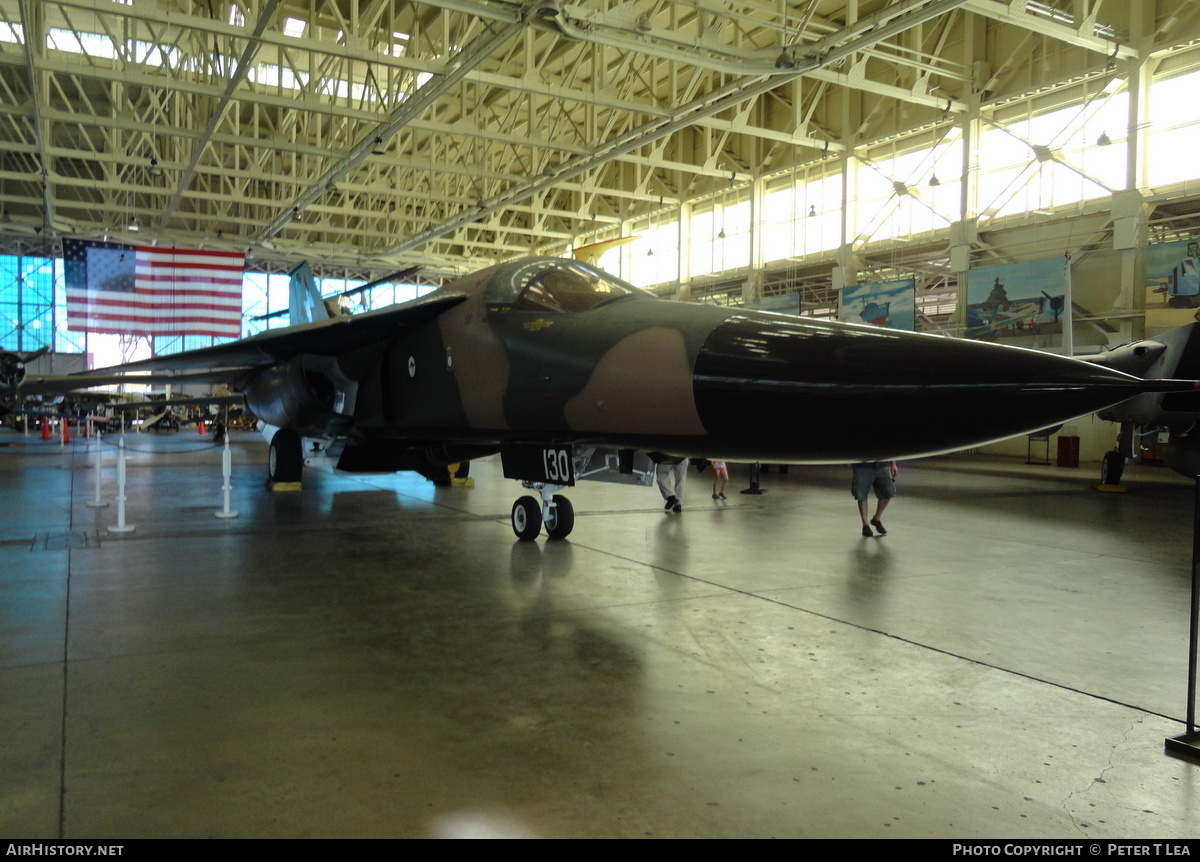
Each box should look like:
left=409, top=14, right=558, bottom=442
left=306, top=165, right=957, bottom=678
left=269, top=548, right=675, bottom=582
left=710, top=460, right=728, bottom=500
left=851, top=461, right=897, bottom=537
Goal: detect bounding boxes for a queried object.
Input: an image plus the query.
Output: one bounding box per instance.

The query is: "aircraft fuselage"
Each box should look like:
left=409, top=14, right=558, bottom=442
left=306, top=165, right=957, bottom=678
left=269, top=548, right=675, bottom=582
left=341, top=256, right=1183, bottom=465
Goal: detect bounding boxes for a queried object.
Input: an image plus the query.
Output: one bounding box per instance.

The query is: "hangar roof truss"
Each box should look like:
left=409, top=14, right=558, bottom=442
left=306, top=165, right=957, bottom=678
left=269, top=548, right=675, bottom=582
left=0, top=0, right=1194, bottom=276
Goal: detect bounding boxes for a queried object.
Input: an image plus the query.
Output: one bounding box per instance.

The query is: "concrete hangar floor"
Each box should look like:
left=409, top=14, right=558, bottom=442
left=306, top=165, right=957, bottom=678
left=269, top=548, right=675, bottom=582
left=1, top=428, right=1197, bottom=840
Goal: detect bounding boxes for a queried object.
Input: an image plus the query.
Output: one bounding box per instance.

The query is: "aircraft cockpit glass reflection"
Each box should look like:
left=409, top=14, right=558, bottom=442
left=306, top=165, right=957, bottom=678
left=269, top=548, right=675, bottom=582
left=484, top=257, right=651, bottom=313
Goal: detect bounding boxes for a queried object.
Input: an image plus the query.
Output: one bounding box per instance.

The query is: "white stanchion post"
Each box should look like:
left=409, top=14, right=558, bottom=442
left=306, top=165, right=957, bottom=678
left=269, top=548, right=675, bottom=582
left=215, top=430, right=238, bottom=519
left=87, top=419, right=108, bottom=509
left=108, top=432, right=135, bottom=534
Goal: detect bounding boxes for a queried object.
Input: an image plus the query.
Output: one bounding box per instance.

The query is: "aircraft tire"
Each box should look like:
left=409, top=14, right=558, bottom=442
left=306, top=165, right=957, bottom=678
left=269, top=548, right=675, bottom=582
left=269, top=428, right=303, bottom=483
left=544, top=494, right=574, bottom=540
left=511, top=496, right=542, bottom=541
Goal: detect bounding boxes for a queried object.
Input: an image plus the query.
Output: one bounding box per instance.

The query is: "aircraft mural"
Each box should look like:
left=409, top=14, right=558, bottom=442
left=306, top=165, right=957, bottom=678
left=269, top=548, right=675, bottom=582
left=965, top=259, right=1067, bottom=339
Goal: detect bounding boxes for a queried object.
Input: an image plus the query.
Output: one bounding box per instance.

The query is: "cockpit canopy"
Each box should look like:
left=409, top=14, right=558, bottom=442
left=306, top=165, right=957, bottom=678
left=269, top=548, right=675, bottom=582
left=484, top=257, right=653, bottom=313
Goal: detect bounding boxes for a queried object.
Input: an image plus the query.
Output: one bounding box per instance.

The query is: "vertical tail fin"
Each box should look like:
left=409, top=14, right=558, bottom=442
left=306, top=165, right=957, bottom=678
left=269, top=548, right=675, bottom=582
left=287, top=261, right=329, bottom=326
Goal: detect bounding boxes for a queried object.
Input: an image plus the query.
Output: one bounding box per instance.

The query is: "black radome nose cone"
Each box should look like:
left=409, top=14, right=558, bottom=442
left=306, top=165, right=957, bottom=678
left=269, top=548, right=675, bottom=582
left=693, top=314, right=1190, bottom=462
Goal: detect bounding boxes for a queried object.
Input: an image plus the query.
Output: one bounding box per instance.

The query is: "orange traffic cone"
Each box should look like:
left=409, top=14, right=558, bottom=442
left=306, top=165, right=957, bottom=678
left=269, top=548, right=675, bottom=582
left=198, top=420, right=206, bottom=435
left=41, top=417, right=51, bottom=440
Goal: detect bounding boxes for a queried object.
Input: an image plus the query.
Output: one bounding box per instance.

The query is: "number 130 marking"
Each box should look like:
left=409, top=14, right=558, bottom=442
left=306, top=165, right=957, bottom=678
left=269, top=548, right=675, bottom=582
left=543, top=448, right=573, bottom=484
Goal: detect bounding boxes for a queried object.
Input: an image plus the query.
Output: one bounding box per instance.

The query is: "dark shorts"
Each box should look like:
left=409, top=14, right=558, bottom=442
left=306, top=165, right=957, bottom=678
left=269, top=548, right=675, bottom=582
left=851, top=463, right=895, bottom=501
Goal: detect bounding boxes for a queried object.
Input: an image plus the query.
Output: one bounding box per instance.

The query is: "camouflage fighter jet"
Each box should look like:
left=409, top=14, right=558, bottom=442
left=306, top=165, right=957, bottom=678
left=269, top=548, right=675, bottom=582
left=4, top=255, right=1196, bottom=540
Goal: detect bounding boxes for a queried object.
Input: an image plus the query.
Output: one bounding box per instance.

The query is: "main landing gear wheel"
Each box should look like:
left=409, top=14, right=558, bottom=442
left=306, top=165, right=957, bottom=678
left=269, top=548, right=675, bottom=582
left=544, top=494, right=574, bottom=540
left=268, top=428, right=303, bottom=484
left=511, top=496, right=542, bottom=541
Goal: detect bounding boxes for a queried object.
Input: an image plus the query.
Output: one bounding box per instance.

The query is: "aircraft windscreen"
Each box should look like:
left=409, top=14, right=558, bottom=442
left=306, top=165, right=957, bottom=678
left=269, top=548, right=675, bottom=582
left=514, top=262, right=642, bottom=313
left=482, top=257, right=653, bottom=313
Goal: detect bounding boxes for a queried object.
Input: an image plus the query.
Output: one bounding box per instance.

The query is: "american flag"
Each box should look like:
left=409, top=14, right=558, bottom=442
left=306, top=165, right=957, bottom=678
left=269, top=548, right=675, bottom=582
left=64, top=239, right=245, bottom=338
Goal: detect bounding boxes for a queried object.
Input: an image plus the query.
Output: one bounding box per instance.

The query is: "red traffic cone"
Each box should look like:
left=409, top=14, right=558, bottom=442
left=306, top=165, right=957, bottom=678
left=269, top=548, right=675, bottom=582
left=41, top=417, right=51, bottom=440
left=198, top=420, right=206, bottom=435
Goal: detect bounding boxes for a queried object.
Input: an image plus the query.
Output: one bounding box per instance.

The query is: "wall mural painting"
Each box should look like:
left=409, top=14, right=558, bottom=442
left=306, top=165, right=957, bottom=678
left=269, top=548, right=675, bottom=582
left=840, top=279, right=916, bottom=331
left=1145, top=238, right=1200, bottom=317
left=965, top=258, right=1067, bottom=340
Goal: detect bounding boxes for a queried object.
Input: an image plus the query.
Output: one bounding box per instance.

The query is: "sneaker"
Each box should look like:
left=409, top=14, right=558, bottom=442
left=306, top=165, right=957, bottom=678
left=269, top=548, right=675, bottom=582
left=862, top=524, right=873, bottom=537
left=718, top=493, right=726, bottom=500
left=871, top=519, right=887, bottom=535
left=712, top=493, right=719, bottom=499
left=664, top=496, right=677, bottom=510
left=673, top=503, right=682, bottom=513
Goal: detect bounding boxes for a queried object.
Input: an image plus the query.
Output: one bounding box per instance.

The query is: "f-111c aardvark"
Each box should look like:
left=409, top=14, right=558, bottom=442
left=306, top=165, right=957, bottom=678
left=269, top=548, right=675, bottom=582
left=4, top=256, right=1194, bottom=540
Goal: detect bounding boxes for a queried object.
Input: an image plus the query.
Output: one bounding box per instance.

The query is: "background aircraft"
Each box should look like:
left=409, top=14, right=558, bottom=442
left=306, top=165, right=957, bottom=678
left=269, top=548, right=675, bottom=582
left=0, top=346, right=50, bottom=419
left=1089, top=322, right=1200, bottom=478
left=249, top=262, right=424, bottom=325
left=3, top=256, right=1196, bottom=540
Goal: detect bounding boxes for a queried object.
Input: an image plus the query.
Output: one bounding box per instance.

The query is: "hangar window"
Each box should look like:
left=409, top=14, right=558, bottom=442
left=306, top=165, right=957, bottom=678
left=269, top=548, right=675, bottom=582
left=1147, top=68, right=1200, bottom=189
left=0, top=254, right=55, bottom=354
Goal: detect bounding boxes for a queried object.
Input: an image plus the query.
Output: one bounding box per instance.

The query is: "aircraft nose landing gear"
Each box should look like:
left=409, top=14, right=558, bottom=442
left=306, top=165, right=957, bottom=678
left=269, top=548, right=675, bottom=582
left=502, top=445, right=578, bottom=540
left=510, top=483, right=574, bottom=540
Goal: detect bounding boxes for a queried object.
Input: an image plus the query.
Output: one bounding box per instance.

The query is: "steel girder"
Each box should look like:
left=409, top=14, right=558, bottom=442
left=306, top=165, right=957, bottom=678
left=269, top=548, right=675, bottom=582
left=0, top=0, right=1186, bottom=275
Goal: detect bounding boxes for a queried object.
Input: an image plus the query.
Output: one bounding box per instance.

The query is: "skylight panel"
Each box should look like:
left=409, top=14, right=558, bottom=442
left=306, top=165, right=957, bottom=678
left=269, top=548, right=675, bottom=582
left=283, top=17, right=307, bottom=38
left=386, top=31, right=409, bottom=57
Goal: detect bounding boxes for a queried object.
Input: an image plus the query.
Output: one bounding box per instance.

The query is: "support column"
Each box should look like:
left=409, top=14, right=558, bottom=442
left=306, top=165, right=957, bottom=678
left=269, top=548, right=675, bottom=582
left=832, top=139, right=858, bottom=301
left=951, top=93, right=982, bottom=336
left=744, top=177, right=765, bottom=307
left=676, top=201, right=691, bottom=302
left=1111, top=55, right=1155, bottom=343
